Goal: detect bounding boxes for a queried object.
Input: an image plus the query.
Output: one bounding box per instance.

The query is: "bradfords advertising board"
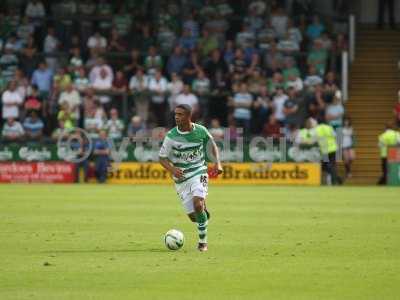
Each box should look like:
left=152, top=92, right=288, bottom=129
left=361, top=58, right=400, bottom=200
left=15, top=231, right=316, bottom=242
left=107, top=163, right=321, bottom=186
left=0, top=162, right=75, bottom=183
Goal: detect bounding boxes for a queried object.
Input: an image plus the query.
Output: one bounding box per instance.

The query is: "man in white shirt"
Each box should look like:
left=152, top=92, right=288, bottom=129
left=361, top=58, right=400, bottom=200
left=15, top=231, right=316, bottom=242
left=2, top=117, right=25, bottom=141
left=91, top=68, right=112, bottom=104
left=58, top=83, right=81, bottom=120
left=148, top=69, right=168, bottom=126
left=89, top=57, right=113, bottom=84
left=25, top=0, right=45, bottom=19
left=129, top=68, right=149, bottom=121
left=87, top=31, right=107, bottom=54
left=2, top=81, right=23, bottom=120
left=272, top=87, right=289, bottom=124
left=174, top=84, right=199, bottom=115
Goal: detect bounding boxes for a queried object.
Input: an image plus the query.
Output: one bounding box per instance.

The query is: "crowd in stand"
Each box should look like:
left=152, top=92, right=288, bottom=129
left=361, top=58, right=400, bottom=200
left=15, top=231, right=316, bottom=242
left=0, top=0, right=349, bottom=144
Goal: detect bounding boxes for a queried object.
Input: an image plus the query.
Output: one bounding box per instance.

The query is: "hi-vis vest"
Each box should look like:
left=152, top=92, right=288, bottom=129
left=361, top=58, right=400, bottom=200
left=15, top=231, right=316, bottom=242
left=378, top=129, right=400, bottom=158
left=315, top=124, right=337, bottom=155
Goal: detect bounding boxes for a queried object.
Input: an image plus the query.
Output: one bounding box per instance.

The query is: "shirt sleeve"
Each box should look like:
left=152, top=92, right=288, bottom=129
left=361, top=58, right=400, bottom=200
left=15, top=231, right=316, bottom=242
left=159, top=136, right=173, bottom=158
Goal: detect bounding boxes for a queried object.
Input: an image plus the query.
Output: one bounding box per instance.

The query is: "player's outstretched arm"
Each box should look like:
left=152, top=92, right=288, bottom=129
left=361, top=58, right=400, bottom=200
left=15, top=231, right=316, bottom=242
left=210, top=138, right=223, bottom=175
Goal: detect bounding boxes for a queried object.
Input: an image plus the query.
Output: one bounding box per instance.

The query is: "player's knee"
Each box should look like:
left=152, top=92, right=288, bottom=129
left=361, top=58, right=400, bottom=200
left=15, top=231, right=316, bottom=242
left=193, top=197, right=204, bottom=212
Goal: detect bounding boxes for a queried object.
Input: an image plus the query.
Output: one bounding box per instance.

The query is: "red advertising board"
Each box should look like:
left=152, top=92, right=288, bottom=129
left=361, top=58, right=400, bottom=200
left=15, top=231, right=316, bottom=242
left=0, top=162, right=75, bottom=183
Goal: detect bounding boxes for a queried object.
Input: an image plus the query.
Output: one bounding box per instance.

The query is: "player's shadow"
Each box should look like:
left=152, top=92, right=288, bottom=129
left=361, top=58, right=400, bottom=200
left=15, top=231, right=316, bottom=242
left=40, top=248, right=169, bottom=254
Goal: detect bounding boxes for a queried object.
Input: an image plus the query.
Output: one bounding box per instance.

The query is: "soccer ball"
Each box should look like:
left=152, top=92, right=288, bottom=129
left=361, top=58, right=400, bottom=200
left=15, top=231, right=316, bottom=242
left=164, top=229, right=184, bottom=250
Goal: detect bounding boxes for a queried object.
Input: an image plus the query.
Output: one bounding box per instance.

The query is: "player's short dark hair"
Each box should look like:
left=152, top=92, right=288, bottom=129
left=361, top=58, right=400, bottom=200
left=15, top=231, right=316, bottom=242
left=175, top=104, right=192, bottom=115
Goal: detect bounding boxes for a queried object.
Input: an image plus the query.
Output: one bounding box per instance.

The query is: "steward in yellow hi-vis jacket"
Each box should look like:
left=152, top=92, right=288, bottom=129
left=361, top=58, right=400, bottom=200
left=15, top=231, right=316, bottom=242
left=377, top=123, right=400, bottom=185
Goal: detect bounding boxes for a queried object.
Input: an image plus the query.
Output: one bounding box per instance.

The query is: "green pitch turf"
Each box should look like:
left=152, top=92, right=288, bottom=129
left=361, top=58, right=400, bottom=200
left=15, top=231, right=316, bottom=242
left=0, top=185, right=399, bottom=300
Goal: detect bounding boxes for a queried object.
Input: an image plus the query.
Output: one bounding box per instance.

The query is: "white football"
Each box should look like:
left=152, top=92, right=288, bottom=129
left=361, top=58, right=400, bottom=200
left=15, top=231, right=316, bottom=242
left=164, top=229, right=184, bottom=250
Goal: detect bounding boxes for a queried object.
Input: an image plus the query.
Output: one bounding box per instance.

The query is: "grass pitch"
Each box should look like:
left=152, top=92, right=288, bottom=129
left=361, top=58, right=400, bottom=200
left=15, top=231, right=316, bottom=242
left=0, top=185, right=399, bottom=300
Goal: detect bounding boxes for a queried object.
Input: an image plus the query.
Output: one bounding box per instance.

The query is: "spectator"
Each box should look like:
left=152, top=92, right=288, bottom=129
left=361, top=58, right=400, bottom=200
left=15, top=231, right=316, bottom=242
left=262, top=116, right=283, bottom=139
left=209, top=118, right=224, bottom=140
left=69, top=47, right=84, bottom=72
left=24, top=85, right=42, bottom=112
left=157, top=25, right=177, bottom=55
left=23, top=111, right=44, bottom=140
left=247, top=68, right=267, bottom=95
left=166, top=46, right=187, bottom=76
left=93, top=130, right=111, bottom=183
left=73, top=67, right=90, bottom=93
left=174, top=85, right=199, bottom=118
left=148, top=69, right=168, bottom=126
left=271, top=6, right=289, bottom=39
left=58, top=102, right=75, bottom=130
left=325, top=90, right=344, bottom=129
left=277, top=31, right=300, bottom=56
left=113, top=70, right=128, bottom=92
left=0, top=45, right=19, bottom=83
left=268, top=72, right=284, bottom=94
left=129, top=68, right=150, bottom=122
left=183, top=12, right=199, bottom=38
left=43, top=27, right=60, bottom=70
left=4, top=34, right=24, bottom=53
left=192, top=69, right=211, bottom=118
left=58, top=83, right=81, bottom=120
left=235, top=23, right=255, bottom=49
left=31, top=61, right=53, bottom=100
left=306, top=15, right=325, bottom=41
left=283, top=87, right=307, bottom=128
left=124, top=49, right=143, bottom=78
left=287, top=18, right=303, bottom=46
left=394, top=91, right=400, bottom=128
left=182, top=51, right=201, bottom=84
left=144, top=46, right=163, bottom=77
left=264, top=42, right=284, bottom=70
left=2, top=81, right=23, bottom=120
left=285, top=73, right=304, bottom=92
left=106, top=108, right=124, bottom=140
left=324, top=71, right=339, bottom=94
left=222, top=40, right=235, bottom=65
left=19, top=36, right=38, bottom=78
left=91, top=67, right=113, bottom=107
left=307, top=39, right=328, bottom=75
left=108, top=28, right=127, bottom=52
left=87, top=31, right=107, bottom=54
left=304, top=65, right=323, bottom=92
left=342, top=117, right=356, bottom=179
left=245, top=6, right=264, bottom=33
left=229, top=82, right=253, bottom=133
left=204, top=49, right=226, bottom=81
left=272, top=86, right=289, bottom=125
left=113, top=5, right=132, bottom=37
left=230, top=48, right=248, bottom=80
left=167, top=73, right=184, bottom=112
left=25, top=0, right=46, bottom=24
left=84, top=108, right=103, bottom=140
left=257, top=20, right=277, bottom=51
left=204, top=12, right=229, bottom=46
left=89, top=57, right=114, bottom=84
left=2, top=117, right=25, bottom=142
left=54, top=67, right=72, bottom=91
left=127, top=115, right=146, bottom=138
left=198, top=29, right=219, bottom=58
left=179, top=28, right=198, bottom=52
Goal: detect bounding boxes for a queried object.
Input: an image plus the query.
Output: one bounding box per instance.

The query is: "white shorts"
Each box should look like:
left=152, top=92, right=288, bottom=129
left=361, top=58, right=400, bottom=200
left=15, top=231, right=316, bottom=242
left=175, top=174, right=208, bottom=214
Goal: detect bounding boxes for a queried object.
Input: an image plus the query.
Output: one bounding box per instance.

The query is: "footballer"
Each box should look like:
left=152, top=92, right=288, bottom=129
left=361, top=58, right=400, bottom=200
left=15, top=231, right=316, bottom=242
left=159, top=104, right=223, bottom=252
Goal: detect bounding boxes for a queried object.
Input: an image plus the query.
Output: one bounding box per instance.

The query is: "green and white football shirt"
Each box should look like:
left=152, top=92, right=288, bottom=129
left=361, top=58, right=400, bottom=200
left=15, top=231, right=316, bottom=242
left=159, top=123, right=213, bottom=184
